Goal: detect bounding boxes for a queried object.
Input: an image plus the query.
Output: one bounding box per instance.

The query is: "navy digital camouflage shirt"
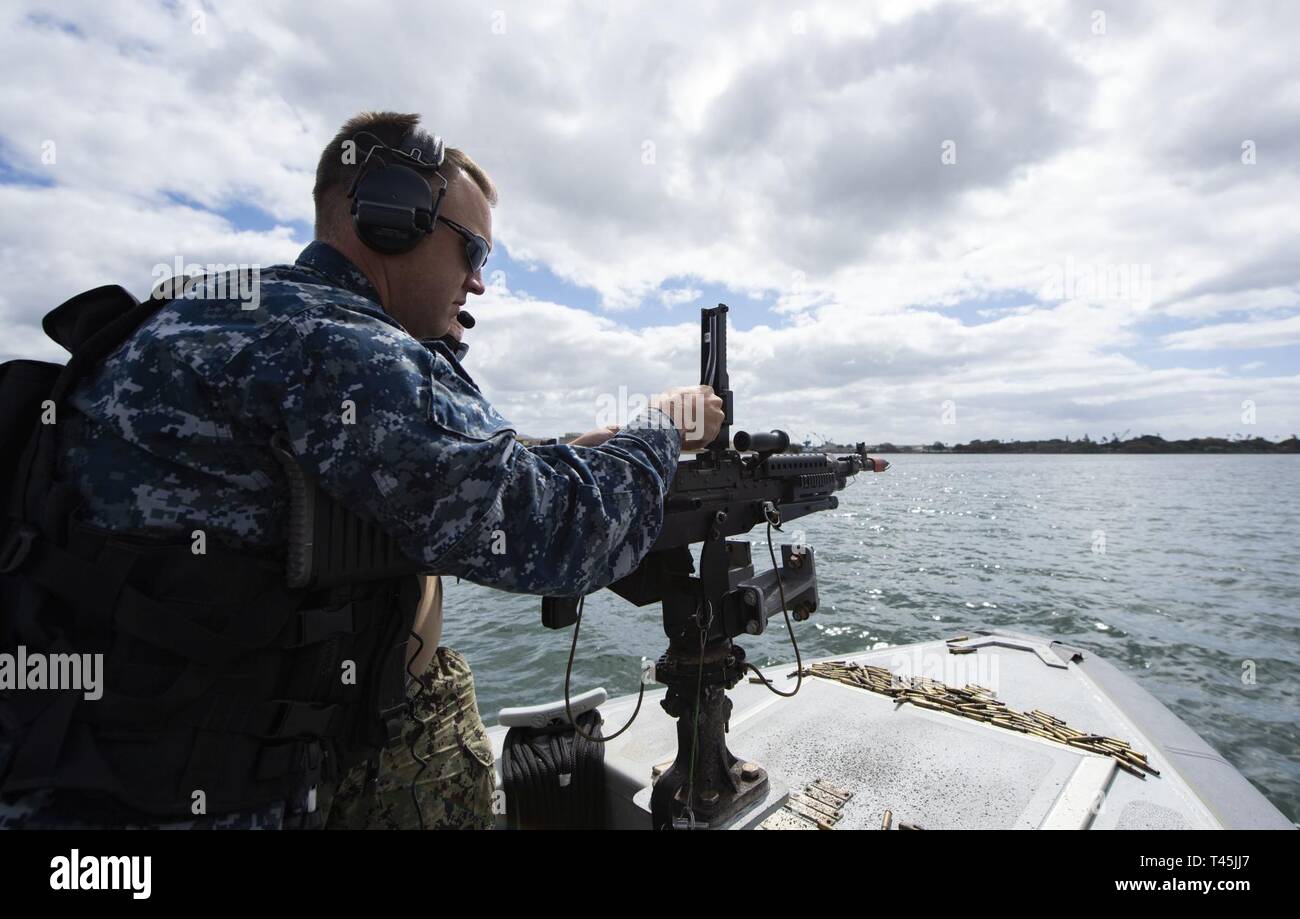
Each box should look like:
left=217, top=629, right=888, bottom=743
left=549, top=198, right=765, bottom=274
left=56, top=241, right=682, bottom=597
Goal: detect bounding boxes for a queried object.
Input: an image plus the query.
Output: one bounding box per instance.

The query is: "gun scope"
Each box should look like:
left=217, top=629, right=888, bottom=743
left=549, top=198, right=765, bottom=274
left=733, top=429, right=789, bottom=454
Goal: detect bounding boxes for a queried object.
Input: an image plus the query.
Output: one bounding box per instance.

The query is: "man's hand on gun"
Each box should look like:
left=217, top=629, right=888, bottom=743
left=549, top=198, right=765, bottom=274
left=565, top=385, right=725, bottom=450
left=652, top=384, right=725, bottom=450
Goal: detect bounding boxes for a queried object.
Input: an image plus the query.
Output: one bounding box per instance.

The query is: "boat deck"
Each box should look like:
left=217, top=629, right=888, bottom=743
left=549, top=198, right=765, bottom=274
left=486, top=629, right=1293, bottom=829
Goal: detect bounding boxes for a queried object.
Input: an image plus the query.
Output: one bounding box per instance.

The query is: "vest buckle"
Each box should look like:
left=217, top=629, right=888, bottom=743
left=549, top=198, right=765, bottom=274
left=379, top=703, right=407, bottom=750
left=0, top=523, right=37, bottom=575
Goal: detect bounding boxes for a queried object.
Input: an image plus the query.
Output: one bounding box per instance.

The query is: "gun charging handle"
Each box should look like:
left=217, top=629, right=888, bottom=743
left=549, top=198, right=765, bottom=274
left=701, top=305, right=734, bottom=454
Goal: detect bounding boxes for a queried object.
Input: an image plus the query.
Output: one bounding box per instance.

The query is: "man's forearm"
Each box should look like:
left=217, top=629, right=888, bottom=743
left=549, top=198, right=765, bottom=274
left=436, top=407, right=682, bottom=596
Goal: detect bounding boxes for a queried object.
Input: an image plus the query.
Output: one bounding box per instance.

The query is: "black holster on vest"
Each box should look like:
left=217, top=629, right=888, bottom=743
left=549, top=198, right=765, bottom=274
left=0, top=283, right=430, bottom=822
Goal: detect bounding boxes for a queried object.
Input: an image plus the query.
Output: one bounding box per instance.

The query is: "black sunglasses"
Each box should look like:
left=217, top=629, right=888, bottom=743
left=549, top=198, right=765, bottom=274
left=436, top=216, right=491, bottom=274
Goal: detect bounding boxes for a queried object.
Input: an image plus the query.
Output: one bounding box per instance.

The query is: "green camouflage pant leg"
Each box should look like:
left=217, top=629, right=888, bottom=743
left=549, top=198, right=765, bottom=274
left=324, top=647, right=496, bottom=830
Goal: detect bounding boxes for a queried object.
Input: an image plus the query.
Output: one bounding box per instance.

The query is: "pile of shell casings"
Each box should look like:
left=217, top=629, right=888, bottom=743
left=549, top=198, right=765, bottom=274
left=803, top=660, right=1160, bottom=781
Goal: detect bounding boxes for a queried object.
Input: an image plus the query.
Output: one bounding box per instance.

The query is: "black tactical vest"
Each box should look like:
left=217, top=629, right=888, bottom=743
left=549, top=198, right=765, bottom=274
left=0, top=285, right=429, bottom=825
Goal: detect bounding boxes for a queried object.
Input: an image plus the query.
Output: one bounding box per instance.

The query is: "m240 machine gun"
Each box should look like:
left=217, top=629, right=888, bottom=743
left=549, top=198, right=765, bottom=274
left=541, top=305, right=888, bottom=829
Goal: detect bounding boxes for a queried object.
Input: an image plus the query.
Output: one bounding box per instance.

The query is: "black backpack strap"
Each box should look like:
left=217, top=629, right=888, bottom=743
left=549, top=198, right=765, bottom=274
left=43, top=285, right=145, bottom=355
left=0, top=361, right=60, bottom=524
left=11, top=286, right=171, bottom=529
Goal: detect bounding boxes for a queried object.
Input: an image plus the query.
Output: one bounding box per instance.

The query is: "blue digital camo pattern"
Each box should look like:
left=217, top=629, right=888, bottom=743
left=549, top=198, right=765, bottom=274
left=55, top=240, right=683, bottom=596
left=1, top=240, right=682, bottom=829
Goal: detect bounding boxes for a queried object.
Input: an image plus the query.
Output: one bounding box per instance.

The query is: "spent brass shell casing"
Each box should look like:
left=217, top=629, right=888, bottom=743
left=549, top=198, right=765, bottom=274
left=811, top=779, right=853, bottom=801
left=1115, top=760, right=1147, bottom=780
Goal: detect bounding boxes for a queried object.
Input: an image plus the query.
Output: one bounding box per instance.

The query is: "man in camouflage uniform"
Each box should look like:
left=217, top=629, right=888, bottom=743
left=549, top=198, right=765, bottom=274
left=0, top=110, right=723, bottom=829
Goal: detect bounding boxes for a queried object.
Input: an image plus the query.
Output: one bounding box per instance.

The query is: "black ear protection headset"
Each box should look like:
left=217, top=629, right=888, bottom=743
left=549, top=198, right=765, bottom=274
left=347, top=129, right=448, bottom=255
left=346, top=128, right=478, bottom=360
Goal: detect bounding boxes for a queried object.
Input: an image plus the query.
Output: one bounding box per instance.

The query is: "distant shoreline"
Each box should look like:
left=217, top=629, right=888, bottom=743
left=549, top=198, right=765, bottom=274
left=827, top=435, right=1300, bottom=455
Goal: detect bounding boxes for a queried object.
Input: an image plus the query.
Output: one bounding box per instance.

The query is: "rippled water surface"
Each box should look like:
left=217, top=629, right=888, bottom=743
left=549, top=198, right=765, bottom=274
left=443, top=454, right=1300, bottom=822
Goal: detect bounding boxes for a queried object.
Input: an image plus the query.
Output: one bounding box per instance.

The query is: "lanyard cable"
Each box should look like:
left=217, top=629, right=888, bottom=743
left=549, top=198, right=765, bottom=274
left=564, top=594, right=646, bottom=743
left=744, top=521, right=804, bottom=698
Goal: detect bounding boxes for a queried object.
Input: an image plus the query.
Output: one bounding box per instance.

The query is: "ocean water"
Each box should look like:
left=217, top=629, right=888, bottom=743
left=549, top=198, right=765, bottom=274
left=441, top=453, right=1300, bottom=823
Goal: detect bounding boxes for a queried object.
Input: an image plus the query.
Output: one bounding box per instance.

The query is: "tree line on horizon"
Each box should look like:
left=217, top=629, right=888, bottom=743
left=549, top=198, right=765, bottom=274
left=861, top=433, right=1300, bottom=454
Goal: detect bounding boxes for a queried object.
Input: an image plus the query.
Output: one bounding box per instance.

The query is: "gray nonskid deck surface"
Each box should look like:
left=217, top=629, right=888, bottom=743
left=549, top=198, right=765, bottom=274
left=488, top=630, right=1292, bottom=829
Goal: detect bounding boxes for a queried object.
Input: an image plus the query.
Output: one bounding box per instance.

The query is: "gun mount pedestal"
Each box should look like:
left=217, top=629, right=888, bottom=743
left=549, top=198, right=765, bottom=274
left=650, top=637, right=765, bottom=829
left=645, top=524, right=821, bottom=830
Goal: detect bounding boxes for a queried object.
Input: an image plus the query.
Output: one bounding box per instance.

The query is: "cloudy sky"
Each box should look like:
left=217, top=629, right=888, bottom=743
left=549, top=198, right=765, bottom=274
left=2, top=0, right=1297, bottom=444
